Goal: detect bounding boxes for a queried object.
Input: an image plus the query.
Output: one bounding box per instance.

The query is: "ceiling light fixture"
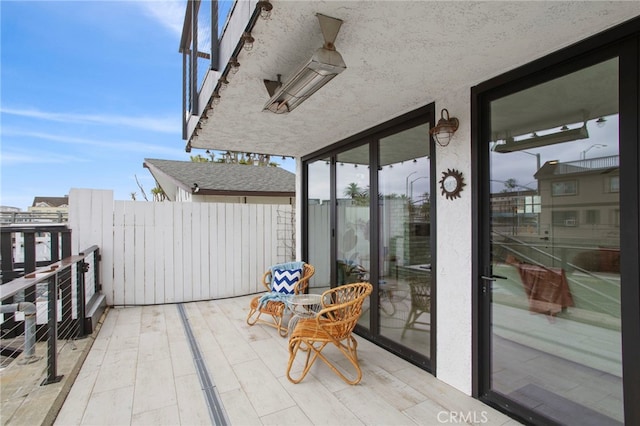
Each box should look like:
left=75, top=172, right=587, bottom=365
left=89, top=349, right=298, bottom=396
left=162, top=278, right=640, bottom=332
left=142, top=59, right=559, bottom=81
left=494, top=123, right=589, bottom=153
left=242, top=32, right=255, bottom=51
left=429, top=108, right=459, bottom=147
left=257, top=0, right=273, bottom=19
left=263, top=13, right=346, bottom=114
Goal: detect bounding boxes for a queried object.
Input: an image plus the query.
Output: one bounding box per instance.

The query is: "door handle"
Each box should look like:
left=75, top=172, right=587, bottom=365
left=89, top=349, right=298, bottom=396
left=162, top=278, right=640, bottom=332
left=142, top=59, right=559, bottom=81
left=480, top=274, right=506, bottom=294
left=480, top=275, right=507, bottom=281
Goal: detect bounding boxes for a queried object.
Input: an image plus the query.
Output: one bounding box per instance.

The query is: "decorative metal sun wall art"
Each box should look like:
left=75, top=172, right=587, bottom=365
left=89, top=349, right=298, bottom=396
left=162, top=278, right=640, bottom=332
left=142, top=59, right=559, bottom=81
left=439, top=168, right=465, bottom=200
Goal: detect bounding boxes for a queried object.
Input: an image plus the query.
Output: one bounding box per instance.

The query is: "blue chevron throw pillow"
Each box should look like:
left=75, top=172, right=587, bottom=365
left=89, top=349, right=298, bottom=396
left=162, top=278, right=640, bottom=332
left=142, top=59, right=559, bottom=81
left=271, top=268, right=302, bottom=294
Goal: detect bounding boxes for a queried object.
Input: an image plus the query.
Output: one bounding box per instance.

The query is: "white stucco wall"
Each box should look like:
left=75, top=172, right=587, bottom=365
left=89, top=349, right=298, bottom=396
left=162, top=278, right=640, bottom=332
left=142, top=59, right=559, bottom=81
left=434, top=89, right=474, bottom=394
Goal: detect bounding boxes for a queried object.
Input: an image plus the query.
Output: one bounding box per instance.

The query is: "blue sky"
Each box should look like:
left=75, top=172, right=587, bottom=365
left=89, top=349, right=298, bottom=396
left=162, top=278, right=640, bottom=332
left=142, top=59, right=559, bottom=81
left=1, top=0, right=294, bottom=211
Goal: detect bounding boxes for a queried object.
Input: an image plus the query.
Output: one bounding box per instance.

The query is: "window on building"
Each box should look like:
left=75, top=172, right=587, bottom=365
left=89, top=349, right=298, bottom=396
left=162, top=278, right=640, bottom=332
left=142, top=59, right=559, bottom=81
left=585, top=209, right=600, bottom=225
left=551, top=180, right=577, bottom=196
left=552, top=210, right=578, bottom=227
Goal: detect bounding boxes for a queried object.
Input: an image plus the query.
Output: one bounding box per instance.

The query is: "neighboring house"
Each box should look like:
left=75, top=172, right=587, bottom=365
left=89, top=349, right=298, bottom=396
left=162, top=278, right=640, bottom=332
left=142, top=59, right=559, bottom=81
left=0, top=206, right=21, bottom=224
left=143, top=158, right=295, bottom=204
left=28, top=196, right=69, bottom=215
left=0, top=206, right=21, bottom=213
left=177, top=2, right=640, bottom=424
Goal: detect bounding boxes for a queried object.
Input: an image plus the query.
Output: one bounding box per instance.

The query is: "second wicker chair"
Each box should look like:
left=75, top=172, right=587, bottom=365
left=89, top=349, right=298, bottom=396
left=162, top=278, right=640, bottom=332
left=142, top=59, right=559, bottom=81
left=286, top=282, right=373, bottom=385
left=246, top=263, right=315, bottom=337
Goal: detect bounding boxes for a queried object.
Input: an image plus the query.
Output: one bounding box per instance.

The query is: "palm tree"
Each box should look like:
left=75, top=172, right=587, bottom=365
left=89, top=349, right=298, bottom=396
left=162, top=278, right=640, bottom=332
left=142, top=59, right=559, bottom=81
left=190, top=154, right=210, bottom=163
left=151, top=185, right=167, bottom=202
left=344, top=182, right=363, bottom=199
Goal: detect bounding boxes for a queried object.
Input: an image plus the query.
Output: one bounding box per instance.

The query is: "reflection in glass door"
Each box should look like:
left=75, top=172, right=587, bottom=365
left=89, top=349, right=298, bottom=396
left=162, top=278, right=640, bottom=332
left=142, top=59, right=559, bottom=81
left=485, top=58, right=623, bottom=424
left=378, top=125, right=431, bottom=357
left=336, top=145, right=371, bottom=331
left=304, top=105, right=436, bottom=371
left=306, top=158, right=331, bottom=290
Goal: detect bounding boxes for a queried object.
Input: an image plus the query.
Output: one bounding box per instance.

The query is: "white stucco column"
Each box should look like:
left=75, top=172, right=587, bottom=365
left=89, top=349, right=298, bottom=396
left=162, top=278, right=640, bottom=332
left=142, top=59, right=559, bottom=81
left=434, top=89, right=473, bottom=395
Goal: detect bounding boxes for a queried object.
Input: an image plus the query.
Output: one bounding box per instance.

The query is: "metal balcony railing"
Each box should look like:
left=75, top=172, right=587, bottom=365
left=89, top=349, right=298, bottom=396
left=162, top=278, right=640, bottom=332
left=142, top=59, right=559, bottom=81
left=1, top=246, right=101, bottom=384
left=1, top=224, right=71, bottom=283
left=180, top=0, right=236, bottom=138
left=0, top=211, right=68, bottom=225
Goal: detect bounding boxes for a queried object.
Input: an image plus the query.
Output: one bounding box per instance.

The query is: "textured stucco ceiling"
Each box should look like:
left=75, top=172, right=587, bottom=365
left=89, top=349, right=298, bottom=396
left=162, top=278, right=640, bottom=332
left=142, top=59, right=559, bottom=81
left=189, top=1, right=640, bottom=158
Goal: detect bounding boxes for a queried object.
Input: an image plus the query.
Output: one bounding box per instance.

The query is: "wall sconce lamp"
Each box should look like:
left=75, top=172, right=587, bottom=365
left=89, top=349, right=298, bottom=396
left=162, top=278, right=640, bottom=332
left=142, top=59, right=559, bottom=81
left=257, top=0, right=273, bottom=19
left=229, top=58, right=240, bottom=74
left=596, top=117, right=607, bottom=128
left=242, top=32, right=255, bottom=51
left=218, top=77, right=229, bottom=92
left=202, top=101, right=213, bottom=119
left=192, top=183, right=200, bottom=193
left=263, top=13, right=346, bottom=114
left=430, top=108, right=459, bottom=147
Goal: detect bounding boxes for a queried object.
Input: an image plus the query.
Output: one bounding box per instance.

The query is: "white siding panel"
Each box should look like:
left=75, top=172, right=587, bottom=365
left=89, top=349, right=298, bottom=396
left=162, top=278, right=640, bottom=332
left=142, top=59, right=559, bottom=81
left=263, top=205, right=272, bottom=267
left=163, top=204, right=175, bottom=304
left=191, top=204, right=202, bottom=301
left=112, top=201, right=126, bottom=305
left=254, top=204, right=265, bottom=293
left=230, top=204, right=240, bottom=297
left=199, top=203, right=210, bottom=300
left=70, top=190, right=295, bottom=305
left=216, top=204, right=227, bottom=299
left=173, top=203, right=185, bottom=303
left=182, top=203, right=193, bottom=302
left=269, top=205, right=280, bottom=265
left=98, top=190, right=114, bottom=305
left=240, top=204, right=250, bottom=295
left=143, top=202, right=155, bottom=305
left=153, top=203, right=167, bottom=304
left=208, top=203, right=218, bottom=299
left=133, top=202, right=145, bottom=305
left=248, top=204, right=258, bottom=293
left=123, top=202, right=136, bottom=305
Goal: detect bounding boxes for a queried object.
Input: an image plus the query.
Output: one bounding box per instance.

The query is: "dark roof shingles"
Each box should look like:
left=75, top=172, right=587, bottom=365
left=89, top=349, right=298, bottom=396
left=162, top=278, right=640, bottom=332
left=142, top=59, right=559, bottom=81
left=144, top=159, right=295, bottom=193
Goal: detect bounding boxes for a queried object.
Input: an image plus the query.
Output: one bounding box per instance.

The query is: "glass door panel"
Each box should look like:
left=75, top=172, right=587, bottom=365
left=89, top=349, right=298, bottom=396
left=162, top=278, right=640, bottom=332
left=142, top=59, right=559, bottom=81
left=336, top=145, right=370, bottom=330
left=378, top=124, right=431, bottom=356
left=487, top=58, right=622, bottom=424
left=306, top=158, right=331, bottom=290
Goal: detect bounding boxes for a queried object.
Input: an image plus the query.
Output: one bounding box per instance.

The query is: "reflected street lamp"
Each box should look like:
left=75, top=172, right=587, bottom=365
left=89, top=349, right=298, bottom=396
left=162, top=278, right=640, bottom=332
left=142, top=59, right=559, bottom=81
left=581, top=144, right=606, bottom=160
left=410, top=176, right=428, bottom=200
left=405, top=171, right=417, bottom=198
left=520, top=150, right=541, bottom=172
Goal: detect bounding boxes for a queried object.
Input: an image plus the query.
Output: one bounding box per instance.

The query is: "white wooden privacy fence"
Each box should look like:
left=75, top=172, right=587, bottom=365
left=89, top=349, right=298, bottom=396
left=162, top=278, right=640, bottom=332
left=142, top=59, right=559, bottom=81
left=68, top=189, right=295, bottom=306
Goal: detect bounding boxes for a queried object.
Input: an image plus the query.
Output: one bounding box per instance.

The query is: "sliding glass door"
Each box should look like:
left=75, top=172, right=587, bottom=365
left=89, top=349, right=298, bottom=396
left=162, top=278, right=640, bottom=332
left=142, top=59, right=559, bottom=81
left=377, top=125, right=432, bottom=358
left=304, top=106, right=435, bottom=370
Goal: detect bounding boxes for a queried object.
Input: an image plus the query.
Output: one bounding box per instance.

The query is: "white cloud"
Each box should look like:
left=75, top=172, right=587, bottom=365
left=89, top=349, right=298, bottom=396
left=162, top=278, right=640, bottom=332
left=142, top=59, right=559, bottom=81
left=0, top=149, right=87, bottom=166
left=2, top=129, right=183, bottom=157
left=1, top=107, right=180, bottom=134
left=137, top=0, right=187, bottom=37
